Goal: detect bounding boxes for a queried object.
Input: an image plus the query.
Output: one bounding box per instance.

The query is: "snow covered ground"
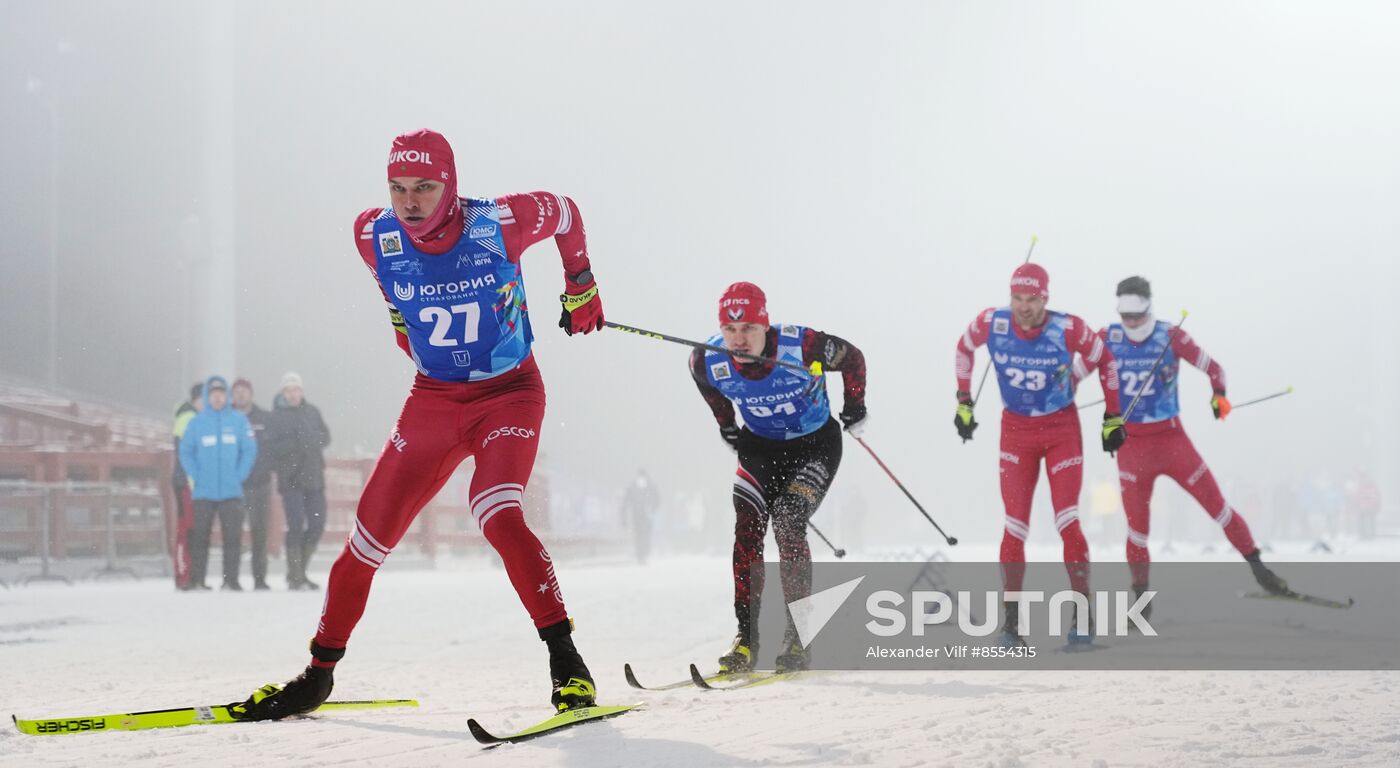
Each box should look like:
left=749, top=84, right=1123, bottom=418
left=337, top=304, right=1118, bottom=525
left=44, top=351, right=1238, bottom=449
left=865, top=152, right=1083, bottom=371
left=3, top=549, right=1398, bottom=767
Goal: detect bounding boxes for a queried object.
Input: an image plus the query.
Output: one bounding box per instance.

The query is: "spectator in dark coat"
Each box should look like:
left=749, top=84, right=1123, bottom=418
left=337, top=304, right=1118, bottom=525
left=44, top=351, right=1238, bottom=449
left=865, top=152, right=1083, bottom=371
left=269, top=372, right=331, bottom=590
left=622, top=469, right=661, bottom=564
left=232, top=377, right=275, bottom=591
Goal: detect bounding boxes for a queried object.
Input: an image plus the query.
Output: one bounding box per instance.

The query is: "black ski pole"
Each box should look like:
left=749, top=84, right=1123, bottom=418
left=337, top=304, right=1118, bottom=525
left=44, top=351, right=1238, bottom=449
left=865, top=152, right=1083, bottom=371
left=807, top=520, right=847, bottom=559
left=1231, top=386, right=1294, bottom=411
left=852, top=436, right=958, bottom=546
left=1083, top=385, right=1291, bottom=413
left=1021, top=235, right=1039, bottom=266
left=1121, top=310, right=1189, bottom=423
left=604, top=321, right=815, bottom=374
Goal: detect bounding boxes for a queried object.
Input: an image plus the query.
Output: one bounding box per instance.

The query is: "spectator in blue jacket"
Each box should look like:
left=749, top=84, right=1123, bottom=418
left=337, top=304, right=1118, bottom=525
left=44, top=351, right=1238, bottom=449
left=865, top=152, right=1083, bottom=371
left=179, top=376, right=257, bottom=591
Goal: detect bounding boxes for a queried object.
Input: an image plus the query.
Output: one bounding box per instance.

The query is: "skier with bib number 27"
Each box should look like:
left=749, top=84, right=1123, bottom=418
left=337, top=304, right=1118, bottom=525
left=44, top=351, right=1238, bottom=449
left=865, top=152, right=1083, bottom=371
left=690, top=282, right=867, bottom=673
left=230, top=129, right=605, bottom=719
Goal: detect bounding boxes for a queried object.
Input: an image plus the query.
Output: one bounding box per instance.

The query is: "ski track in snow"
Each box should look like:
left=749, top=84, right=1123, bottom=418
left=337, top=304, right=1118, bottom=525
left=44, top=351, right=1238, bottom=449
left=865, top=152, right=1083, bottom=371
left=1, top=556, right=1397, bottom=767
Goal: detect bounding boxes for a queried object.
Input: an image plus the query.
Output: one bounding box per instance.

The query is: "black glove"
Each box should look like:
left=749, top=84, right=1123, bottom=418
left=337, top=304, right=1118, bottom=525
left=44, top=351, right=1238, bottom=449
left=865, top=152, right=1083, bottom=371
left=1102, top=412, right=1126, bottom=453
left=720, top=425, right=743, bottom=453
left=839, top=404, right=868, bottom=437
left=953, top=391, right=977, bottom=442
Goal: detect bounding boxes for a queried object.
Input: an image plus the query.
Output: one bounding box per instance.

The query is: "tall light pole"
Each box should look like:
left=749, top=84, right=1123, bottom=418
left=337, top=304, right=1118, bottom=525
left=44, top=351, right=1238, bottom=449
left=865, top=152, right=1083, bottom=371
left=24, top=74, right=58, bottom=390
left=46, top=85, right=57, bottom=390
left=199, top=1, right=237, bottom=378
left=26, top=38, right=73, bottom=391
left=24, top=76, right=61, bottom=388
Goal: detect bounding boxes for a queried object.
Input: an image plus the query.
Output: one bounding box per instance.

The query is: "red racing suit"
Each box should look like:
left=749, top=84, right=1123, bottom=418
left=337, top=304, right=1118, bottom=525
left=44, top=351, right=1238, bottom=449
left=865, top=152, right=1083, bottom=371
left=955, top=309, right=1121, bottom=593
left=1081, top=327, right=1257, bottom=587
left=311, top=192, right=592, bottom=656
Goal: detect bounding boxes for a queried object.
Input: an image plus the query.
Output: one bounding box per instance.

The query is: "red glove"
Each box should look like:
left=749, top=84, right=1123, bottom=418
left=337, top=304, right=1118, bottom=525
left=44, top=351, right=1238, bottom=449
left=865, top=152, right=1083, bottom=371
left=559, top=272, right=603, bottom=336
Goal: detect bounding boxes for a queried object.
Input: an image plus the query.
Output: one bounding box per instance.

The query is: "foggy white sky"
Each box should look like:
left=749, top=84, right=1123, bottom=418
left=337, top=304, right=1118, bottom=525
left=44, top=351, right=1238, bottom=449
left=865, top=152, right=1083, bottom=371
left=3, top=1, right=1397, bottom=550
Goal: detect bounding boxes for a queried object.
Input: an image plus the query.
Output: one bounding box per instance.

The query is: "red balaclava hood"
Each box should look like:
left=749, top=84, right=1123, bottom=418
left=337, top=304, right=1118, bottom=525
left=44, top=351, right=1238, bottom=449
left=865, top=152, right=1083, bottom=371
left=1010, top=263, right=1050, bottom=298
left=387, top=129, right=462, bottom=247
left=718, top=282, right=770, bottom=326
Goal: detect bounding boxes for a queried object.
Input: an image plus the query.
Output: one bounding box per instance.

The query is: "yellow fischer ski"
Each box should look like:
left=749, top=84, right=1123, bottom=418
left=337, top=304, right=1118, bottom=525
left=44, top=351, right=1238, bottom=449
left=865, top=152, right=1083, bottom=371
left=13, top=699, right=418, bottom=736
left=467, top=702, right=642, bottom=746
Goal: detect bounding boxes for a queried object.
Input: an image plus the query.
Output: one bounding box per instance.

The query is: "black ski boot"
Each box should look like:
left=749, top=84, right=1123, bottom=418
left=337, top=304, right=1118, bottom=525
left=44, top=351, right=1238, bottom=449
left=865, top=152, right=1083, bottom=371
left=774, top=642, right=810, bottom=673
left=774, top=638, right=809, bottom=672
left=229, top=642, right=342, bottom=721
left=1131, top=582, right=1153, bottom=626
left=1066, top=601, right=1095, bottom=648
left=999, top=601, right=1026, bottom=647
left=1245, top=549, right=1288, bottom=595
left=774, top=625, right=809, bottom=673
left=542, top=619, right=595, bottom=712
left=717, top=633, right=756, bottom=674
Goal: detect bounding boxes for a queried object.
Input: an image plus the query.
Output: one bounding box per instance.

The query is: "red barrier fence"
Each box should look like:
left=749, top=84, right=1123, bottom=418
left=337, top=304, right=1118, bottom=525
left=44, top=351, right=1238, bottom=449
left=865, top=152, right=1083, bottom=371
left=0, top=450, right=619, bottom=584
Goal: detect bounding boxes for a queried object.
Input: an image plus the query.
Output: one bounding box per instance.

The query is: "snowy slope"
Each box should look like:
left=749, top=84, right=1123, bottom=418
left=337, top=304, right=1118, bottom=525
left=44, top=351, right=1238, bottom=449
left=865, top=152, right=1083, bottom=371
left=2, top=556, right=1397, bottom=767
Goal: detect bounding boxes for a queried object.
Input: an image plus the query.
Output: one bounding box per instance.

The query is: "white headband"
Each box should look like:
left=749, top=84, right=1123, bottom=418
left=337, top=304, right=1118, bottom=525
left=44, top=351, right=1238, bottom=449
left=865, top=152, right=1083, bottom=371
left=1116, top=294, right=1151, bottom=314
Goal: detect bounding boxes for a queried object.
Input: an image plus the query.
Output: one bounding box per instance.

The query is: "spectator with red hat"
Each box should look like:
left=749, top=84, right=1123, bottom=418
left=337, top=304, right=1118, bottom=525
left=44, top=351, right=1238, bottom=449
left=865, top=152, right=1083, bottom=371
left=953, top=263, right=1124, bottom=647
left=230, top=128, right=605, bottom=720
left=690, top=281, right=867, bottom=674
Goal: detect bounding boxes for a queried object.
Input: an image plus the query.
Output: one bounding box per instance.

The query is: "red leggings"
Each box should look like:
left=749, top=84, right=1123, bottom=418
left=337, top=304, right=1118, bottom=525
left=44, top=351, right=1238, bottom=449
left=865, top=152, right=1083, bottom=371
left=1117, top=418, right=1256, bottom=586
left=313, top=357, right=567, bottom=653
left=998, top=408, right=1090, bottom=593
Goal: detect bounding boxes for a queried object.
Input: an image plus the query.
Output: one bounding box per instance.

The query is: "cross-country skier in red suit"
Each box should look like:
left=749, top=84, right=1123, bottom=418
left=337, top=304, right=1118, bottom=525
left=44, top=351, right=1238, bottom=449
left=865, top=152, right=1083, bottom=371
left=231, top=129, right=605, bottom=719
left=1078, top=276, right=1287, bottom=614
left=953, top=264, right=1126, bottom=645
